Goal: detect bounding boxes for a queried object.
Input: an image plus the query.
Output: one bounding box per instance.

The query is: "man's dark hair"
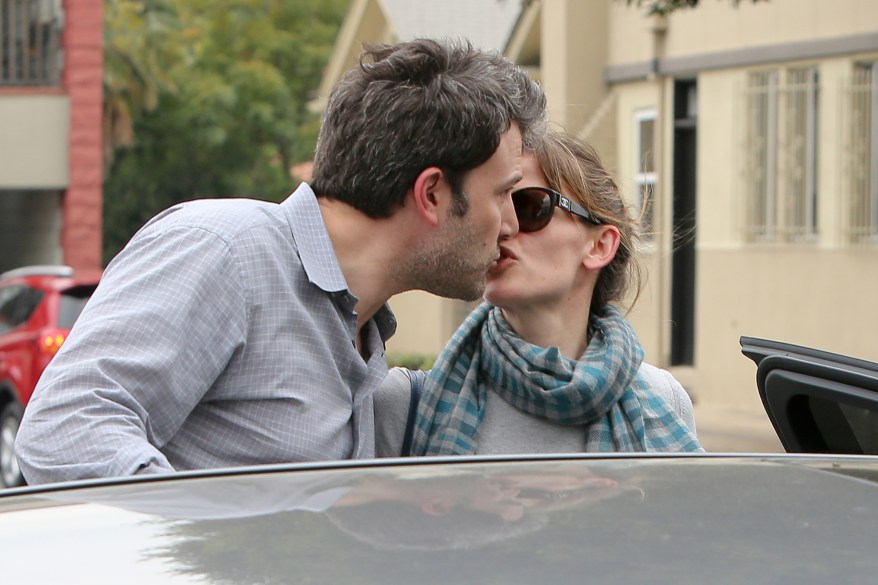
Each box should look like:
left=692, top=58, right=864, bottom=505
left=310, top=38, right=547, bottom=218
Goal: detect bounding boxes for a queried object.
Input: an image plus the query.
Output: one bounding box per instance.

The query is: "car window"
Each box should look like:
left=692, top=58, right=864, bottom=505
left=804, top=395, right=878, bottom=454
left=57, top=286, right=96, bottom=329
left=0, top=285, right=44, bottom=334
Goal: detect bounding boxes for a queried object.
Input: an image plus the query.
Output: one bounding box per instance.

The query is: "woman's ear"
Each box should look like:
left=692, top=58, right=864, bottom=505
left=410, top=167, right=446, bottom=226
left=583, top=225, right=621, bottom=271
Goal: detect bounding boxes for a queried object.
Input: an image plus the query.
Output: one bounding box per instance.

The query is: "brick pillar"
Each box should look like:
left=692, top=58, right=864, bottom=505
left=62, top=0, right=103, bottom=270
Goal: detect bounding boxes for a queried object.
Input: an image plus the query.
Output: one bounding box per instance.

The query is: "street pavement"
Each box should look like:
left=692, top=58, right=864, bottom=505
left=693, top=399, right=784, bottom=453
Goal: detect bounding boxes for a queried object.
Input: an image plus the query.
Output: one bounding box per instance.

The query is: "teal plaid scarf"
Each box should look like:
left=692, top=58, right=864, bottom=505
left=410, top=302, right=704, bottom=455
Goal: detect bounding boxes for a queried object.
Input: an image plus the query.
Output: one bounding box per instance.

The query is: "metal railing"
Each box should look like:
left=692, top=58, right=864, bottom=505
left=742, top=68, right=819, bottom=243
left=845, top=63, right=878, bottom=247
left=0, top=0, right=62, bottom=87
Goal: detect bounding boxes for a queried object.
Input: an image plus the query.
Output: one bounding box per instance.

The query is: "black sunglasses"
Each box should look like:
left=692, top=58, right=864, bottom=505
left=511, top=186, right=603, bottom=233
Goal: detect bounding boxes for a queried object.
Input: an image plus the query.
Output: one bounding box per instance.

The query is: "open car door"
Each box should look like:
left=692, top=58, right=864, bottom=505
left=740, top=336, right=878, bottom=454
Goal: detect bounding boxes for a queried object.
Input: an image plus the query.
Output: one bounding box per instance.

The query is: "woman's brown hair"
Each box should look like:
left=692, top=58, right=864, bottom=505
left=534, top=131, right=645, bottom=311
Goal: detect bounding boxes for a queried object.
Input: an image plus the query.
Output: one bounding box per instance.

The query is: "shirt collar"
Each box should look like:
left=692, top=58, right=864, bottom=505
left=283, top=183, right=348, bottom=293
left=283, top=183, right=397, bottom=342
left=373, top=304, right=398, bottom=342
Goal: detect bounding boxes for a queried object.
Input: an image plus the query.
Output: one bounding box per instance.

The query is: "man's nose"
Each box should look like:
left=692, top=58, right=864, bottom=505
left=500, top=195, right=519, bottom=239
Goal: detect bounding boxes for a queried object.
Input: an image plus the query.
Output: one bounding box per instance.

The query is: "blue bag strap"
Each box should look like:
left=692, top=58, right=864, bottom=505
left=401, top=369, right=426, bottom=456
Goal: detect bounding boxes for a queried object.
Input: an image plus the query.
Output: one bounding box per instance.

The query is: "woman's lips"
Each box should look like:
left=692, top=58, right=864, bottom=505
left=490, top=246, right=517, bottom=272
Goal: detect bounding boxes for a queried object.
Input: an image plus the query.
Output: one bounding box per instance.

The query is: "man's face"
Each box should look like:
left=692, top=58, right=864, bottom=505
left=413, top=124, right=523, bottom=301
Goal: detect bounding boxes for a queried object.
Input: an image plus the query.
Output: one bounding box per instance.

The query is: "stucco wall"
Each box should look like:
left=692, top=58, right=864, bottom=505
left=385, top=291, right=473, bottom=358
left=688, top=59, right=878, bottom=403
left=695, top=248, right=878, bottom=402
left=608, top=0, right=878, bottom=66
left=0, top=95, right=69, bottom=188
left=614, top=80, right=665, bottom=363
left=660, top=0, right=878, bottom=59
left=540, top=0, right=609, bottom=134
left=612, top=63, right=878, bottom=405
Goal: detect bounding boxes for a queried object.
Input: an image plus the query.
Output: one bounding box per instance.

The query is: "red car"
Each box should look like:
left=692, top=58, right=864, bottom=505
left=0, top=265, right=101, bottom=488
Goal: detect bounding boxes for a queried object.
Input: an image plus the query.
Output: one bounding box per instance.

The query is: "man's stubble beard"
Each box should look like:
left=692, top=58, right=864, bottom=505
left=403, top=215, right=492, bottom=302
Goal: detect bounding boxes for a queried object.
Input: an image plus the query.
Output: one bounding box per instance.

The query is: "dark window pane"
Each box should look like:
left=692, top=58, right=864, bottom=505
left=639, top=119, right=654, bottom=173
left=57, top=286, right=96, bottom=329
left=0, top=285, right=43, bottom=333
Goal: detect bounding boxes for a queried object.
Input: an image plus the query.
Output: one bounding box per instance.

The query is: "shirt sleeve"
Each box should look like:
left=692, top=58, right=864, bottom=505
left=15, top=224, right=248, bottom=484
left=659, top=369, right=697, bottom=434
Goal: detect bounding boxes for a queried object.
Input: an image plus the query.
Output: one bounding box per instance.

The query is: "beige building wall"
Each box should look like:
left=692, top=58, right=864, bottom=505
left=688, top=57, right=878, bottom=401
left=318, top=0, right=878, bottom=393
left=540, top=0, right=609, bottom=134
left=0, top=95, right=69, bottom=189
left=0, top=95, right=69, bottom=273
left=385, top=291, right=472, bottom=357
left=606, top=0, right=878, bottom=405
left=608, top=0, right=878, bottom=64
left=309, top=0, right=394, bottom=113
left=614, top=80, right=664, bottom=357
left=659, top=0, right=878, bottom=56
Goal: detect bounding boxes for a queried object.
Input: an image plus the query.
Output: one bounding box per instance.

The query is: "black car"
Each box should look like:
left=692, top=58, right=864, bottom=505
left=0, top=336, right=876, bottom=584
left=2, top=453, right=878, bottom=584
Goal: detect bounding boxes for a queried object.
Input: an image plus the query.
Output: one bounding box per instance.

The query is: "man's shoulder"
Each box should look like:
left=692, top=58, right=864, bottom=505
left=149, top=186, right=318, bottom=244
left=148, top=197, right=283, bottom=237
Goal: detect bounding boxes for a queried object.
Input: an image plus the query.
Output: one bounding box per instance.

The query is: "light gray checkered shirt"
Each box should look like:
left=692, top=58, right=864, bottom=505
left=16, top=183, right=396, bottom=484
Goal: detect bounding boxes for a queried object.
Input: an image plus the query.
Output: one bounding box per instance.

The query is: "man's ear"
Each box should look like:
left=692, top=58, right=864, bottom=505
left=583, top=225, right=621, bottom=271
left=411, top=167, right=446, bottom=226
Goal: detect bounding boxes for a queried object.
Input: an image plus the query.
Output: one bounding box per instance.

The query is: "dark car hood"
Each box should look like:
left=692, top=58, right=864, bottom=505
left=2, top=454, right=878, bottom=584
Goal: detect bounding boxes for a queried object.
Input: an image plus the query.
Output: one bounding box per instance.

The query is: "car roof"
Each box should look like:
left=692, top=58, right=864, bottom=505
left=0, top=265, right=76, bottom=280
left=2, top=454, right=878, bottom=584
left=0, top=265, right=101, bottom=290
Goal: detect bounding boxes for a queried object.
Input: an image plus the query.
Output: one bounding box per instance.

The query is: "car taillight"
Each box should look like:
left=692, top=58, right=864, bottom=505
left=39, top=330, right=68, bottom=356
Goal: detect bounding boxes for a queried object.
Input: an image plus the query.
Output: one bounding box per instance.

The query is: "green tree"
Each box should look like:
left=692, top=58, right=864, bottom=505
left=102, top=0, right=348, bottom=262
left=103, top=0, right=182, bottom=166
left=624, top=0, right=767, bottom=16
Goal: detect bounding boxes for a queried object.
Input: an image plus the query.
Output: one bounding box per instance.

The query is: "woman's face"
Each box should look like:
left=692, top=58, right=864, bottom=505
left=483, top=152, right=594, bottom=312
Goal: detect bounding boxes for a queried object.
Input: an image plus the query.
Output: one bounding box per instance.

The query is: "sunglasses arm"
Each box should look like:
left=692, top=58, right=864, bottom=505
left=559, top=195, right=602, bottom=225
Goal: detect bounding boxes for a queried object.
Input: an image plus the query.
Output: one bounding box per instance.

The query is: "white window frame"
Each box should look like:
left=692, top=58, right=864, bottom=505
left=633, top=109, right=657, bottom=243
